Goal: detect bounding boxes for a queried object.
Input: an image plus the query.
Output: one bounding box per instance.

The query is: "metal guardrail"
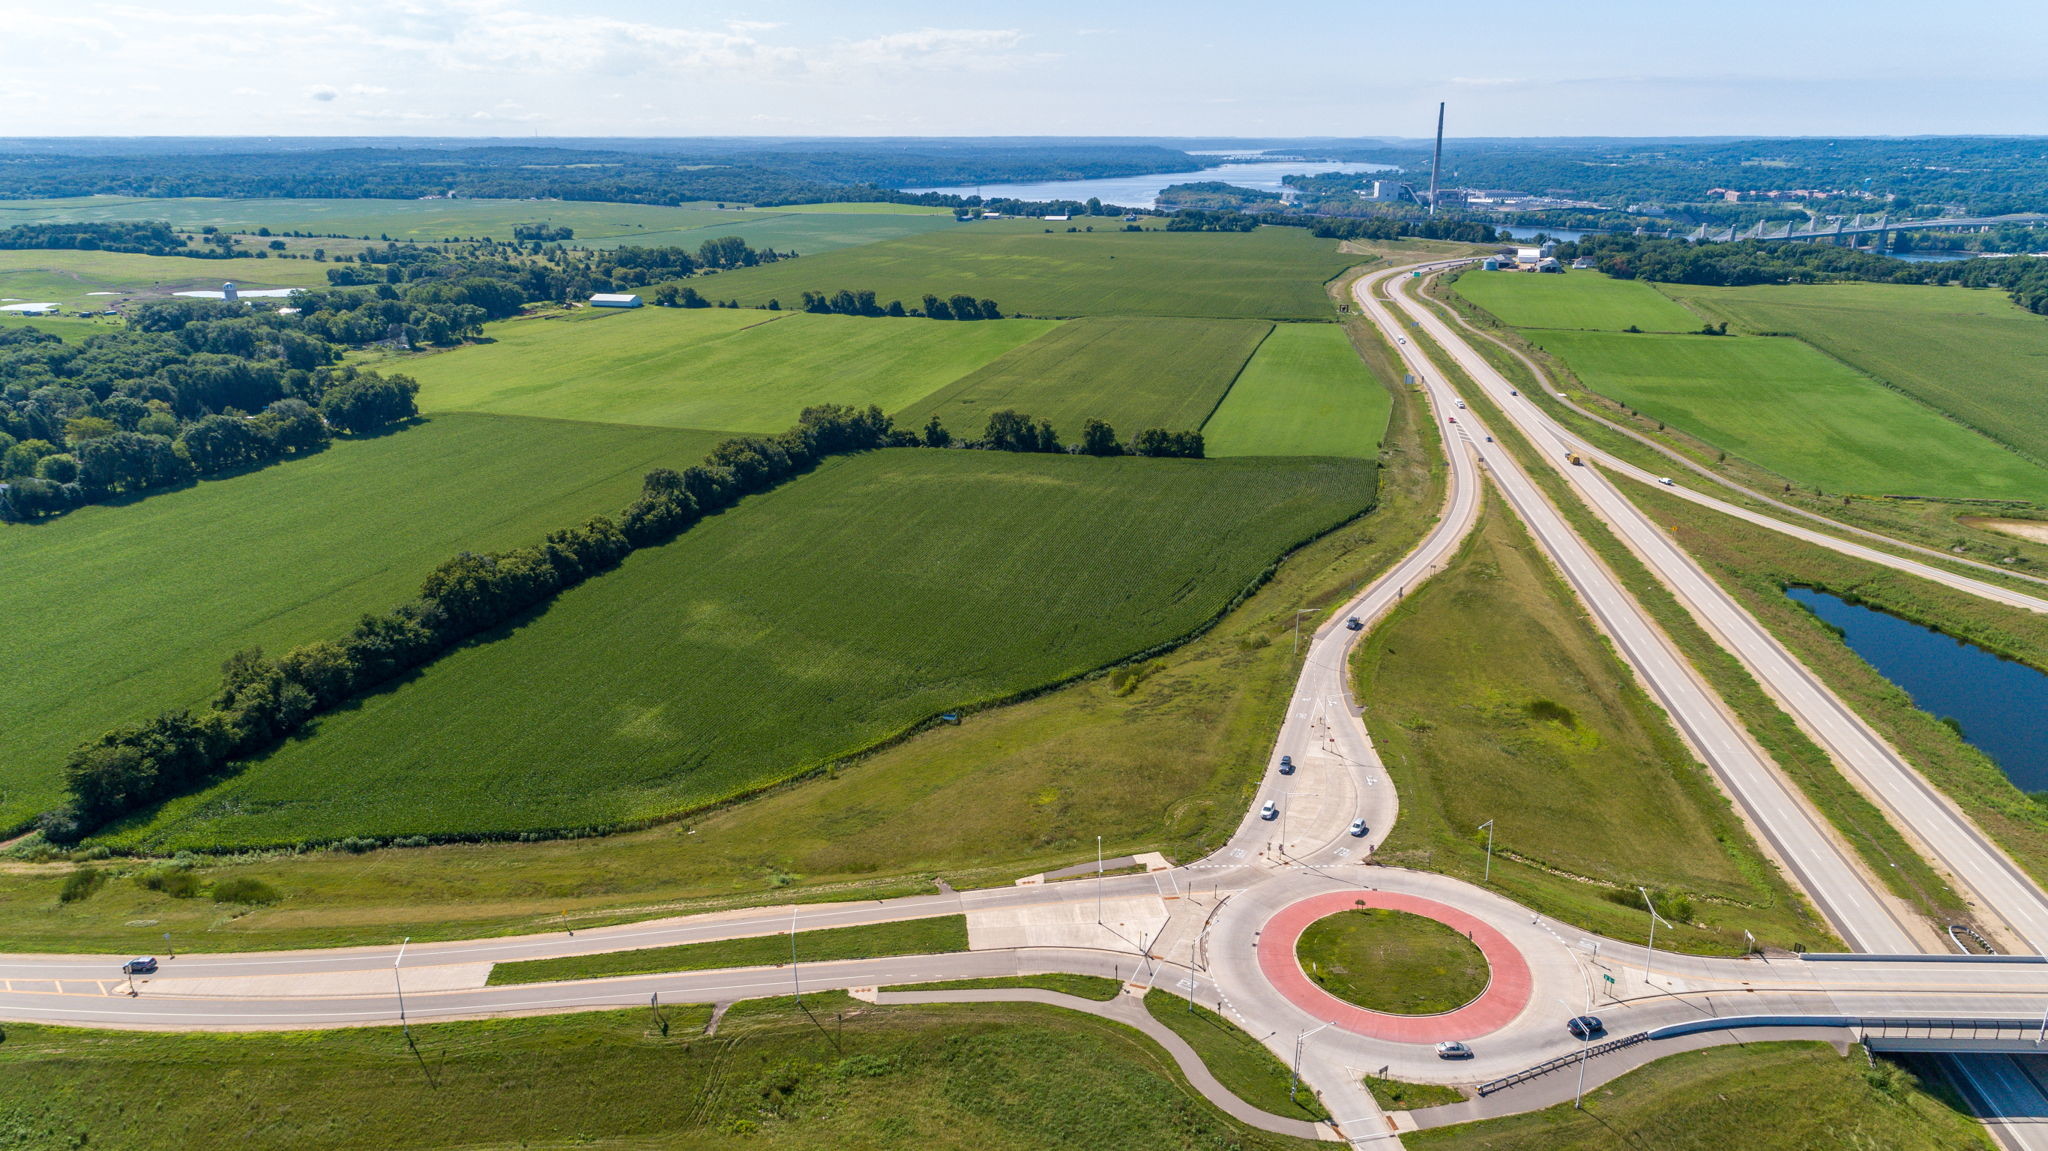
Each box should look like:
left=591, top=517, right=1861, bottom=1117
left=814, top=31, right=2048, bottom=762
left=1858, top=1018, right=2044, bottom=1042
left=1796, top=951, right=2044, bottom=964
left=1474, top=1032, right=1648, bottom=1096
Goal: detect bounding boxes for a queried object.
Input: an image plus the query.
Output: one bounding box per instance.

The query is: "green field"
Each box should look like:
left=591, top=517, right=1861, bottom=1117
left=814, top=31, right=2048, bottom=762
left=1530, top=328, right=2048, bottom=502
left=1451, top=268, right=1703, bottom=331
left=403, top=308, right=1056, bottom=433
left=0, top=196, right=961, bottom=255
left=0, top=414, right=718, bottom=828
left=906, top=316, right=1267, bottom=441
left=0, top=248, right=329, bottom=309
left=0, top=997, right=1317, bottom=1151
left=1203, top=323, right=1391, bottom=458
left=1409, top=1043, right=1986, bottom=1150
left=1142, top=990, right=1330, bottom=1123
left=1359, top=497, right=1834, bottom=953
left=678, top=224, right=1363, bottom=319
left=103, top=449, right=1375, bottom=849
left=1295, top=909, right=1489, bottom=1015
left=1667, top=280, right=2048, bottom=466
left=489, top=915, right=967, bottom=985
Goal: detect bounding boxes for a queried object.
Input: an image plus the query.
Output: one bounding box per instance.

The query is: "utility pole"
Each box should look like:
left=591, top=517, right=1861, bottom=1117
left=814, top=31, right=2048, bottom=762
left=790, top=904, right=801, bottom=1005
left=1478, top=819, right=1495, bottom=883
left=1428, top=101, right=1445, bottom=217
left=1292, top=1020, right=1337, bottom=1104
left=1097, top=834, right=1105, bottom=926
left=1292, top=608, right=1316, bottom=655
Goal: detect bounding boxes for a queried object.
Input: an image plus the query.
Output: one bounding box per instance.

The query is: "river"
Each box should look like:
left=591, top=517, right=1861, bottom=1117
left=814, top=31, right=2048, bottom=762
left=903, top=159, right=1395, bottom=208
left=1788, top=587, right=2048, bottom=792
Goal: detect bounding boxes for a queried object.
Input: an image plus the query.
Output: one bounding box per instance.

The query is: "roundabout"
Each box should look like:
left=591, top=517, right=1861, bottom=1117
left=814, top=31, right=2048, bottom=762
left=1255, top=890, right=1533, bottom=1044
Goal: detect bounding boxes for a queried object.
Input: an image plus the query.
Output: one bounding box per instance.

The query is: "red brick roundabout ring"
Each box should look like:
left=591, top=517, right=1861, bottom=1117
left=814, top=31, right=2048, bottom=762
left=1256, top=891, right=1534, bottom=1042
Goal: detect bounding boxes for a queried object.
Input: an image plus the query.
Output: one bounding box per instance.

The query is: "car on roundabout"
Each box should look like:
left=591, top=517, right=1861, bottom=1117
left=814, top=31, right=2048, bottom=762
left=1435, top=1041, right=1472, bottom=1059
left=1567, top=1015, right=1605, bottom=1040
left=1260, top=801, right=1279, bottom=821
left=1278, top=755, right=1294, bottom=775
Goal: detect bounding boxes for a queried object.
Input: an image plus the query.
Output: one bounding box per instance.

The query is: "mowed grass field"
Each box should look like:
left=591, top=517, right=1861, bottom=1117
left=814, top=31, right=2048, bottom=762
left=1358, top=497, right=1833, bottom=953
left=1667, top=281, right=2048, bottom=466
left=905, top=316, right=1267, bottom=441
left=0, top=249, right=330, bottom=309
left=680, top=224, right=1363, bottom=319
left=0, top=414, right=719, bottom=828
left=1528, top=328, right=2048, bottom=501
left=0, top=196, right=961, bottom=255
left=404, top=308, right=1056, bottom=433
left=1451, top=268, right=1702, bottom=331
left=1203, top=323, right=1391, bottom=458
left=107, top=449, right=1376, bottom=849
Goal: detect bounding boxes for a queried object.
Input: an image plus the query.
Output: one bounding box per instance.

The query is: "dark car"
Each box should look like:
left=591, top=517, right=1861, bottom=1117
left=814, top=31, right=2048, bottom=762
left=1345, top=617, right=1363, bottom=631
left=1566, top=1015, right=1604, bottom=1040
left=122, top=957, right=158, bottom=975
left=1278, top=755, right=1295, bottom=775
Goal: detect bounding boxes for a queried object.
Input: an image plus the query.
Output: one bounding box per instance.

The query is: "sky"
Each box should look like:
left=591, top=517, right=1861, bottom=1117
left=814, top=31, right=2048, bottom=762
left=2, top=0, right=2043, bottom=139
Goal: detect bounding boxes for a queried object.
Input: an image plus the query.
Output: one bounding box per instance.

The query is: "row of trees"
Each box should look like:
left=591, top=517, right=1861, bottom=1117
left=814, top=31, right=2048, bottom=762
left=44, top=404, right=901, bottom=843
left=794, top=289, right=1002, bottom=320
left=937, top=410, right=1206, bottom=458
left=0, top=220, right=197, bottom=256
left=1306, top=216, right=1506, bottom=244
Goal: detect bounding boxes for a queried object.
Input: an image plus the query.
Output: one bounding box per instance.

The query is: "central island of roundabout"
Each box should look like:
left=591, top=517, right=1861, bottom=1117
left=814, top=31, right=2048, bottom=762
left=1256, top=890, right=1534, bottom=1043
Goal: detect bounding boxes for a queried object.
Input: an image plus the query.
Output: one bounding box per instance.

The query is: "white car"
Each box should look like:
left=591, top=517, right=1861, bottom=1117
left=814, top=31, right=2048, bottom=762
left=1657, top=476, right=1675, bottom=486
left=1260, top=801, right=1279, bottom=821
left=1435, top=1041, right=1472, bottom=1059
left=1349, top=819, right=1369, bottom=838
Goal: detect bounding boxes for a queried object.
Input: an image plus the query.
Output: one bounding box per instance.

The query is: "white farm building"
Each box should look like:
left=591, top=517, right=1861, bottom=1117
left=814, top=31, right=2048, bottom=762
left=589, top=293, right=644, bottom=308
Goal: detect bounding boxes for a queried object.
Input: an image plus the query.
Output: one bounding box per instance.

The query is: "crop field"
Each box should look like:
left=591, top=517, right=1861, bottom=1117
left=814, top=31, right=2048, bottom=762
left=106, top=449, right=1376, bottom=849
left=904, top=316, right=1267, bottom=441
left=1359, top=497, right=1833, bottom=953
left=679, top=224, right=1364, bottom=319
left=1451, top=268, right=1702, bottom=331
left=406, top=308, right=1058, bottom=433
left=0, top=196, right=961, bottom=255
left=1529, top=328, right=2048, bottom=502
left=0, top=249, right=330, bottom=308
left=0, top=414, right=719, bottom=828
left=1665, top=280, right=2048, bottom=467
left=1202, top=322, right=1391, bottom=458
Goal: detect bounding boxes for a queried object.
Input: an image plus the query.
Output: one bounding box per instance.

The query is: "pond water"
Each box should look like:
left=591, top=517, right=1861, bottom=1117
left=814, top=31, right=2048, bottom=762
left=903, top=159, right=1394, bottom=208
left=1788, top=586, right=2048, bottom=792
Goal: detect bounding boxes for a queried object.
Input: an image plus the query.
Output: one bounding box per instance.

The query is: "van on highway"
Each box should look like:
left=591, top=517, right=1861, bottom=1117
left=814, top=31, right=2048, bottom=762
left=1454, top=400, right=1465, bottom=409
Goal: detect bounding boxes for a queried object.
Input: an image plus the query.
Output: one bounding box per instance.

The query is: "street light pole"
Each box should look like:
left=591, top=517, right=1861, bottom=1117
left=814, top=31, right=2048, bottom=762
left=1637, top=886, right=1670, bottom=987
left=1478, top=820, right=1495, bottom=883
left=1097, top=834, right=1104, bottom=926
left=1292, top=1020, right=1337, bottom=1104
left=1292, top=608, right=1316, bottom=655
left=791, top=904, right=801, bottom=1004
left=394, top=936, right=413, bottom=1047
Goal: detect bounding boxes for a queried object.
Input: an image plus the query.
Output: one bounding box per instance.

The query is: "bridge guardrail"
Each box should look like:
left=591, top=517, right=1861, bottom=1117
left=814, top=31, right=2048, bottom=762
left=1474, top=1032, right=1648, bottom=1097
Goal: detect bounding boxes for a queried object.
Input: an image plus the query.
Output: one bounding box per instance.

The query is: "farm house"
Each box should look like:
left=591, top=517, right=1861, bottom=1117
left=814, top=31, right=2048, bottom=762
left=589, top=293, right=643, bottom=308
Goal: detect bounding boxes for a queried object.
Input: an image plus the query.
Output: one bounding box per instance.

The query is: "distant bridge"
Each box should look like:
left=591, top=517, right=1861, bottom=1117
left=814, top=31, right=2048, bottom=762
left=1689, top=211, right=2048, bottom=249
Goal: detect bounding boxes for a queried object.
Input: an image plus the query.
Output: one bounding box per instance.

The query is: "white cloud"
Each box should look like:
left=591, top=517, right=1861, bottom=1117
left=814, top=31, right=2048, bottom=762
left=838, top=27, right=1035, bottom=70
left=307, top=84, right=339, bottom=101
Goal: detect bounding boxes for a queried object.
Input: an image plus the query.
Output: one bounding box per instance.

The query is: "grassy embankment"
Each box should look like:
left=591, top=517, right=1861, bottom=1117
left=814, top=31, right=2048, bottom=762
left=906, top=315, right=1268, bottom=442
left=1141, top=990, right=1330, bottom=1123
left=1294, top=909, right=1489, bottom=1014
left=1448, top=270, right=2048, bottom=570
left=1366, top=1076, right=1465, bottom=1110
left=1408, top=1042, right=1988, bottom=1150
left=1623, top=475, right=2048, bottom=889
left=0, top=413, right=719, bottom=828
left=1357, top=490, right=1837, bottom=953
left=402, top=307, right=1058, bottom=433
left=0, top=247, right=331, bottom=308
left=678, top=224, right=1364, bottom=319
left=887, top=975, right=1122, bottom=1000
left=103, top=449, right=1374, bottom=851
left=0, top=996, right=1319, bottom=1151
left=1455, top=269, right=2048, bottom=503
left=1400, top=274, right=1967, bottom=931
left=1203, top=321, right=1394, bottom=458
left=0, top=241, right=1436, bottom=952
left=488, top=916, right=967, bottom=985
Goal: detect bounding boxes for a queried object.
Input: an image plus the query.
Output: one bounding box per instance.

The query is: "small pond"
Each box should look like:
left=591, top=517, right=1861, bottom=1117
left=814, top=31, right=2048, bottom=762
left=1788, top=587, right=2048, bottom=792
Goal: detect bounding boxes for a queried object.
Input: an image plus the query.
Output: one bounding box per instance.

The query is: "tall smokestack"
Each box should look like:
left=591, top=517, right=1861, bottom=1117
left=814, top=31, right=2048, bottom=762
left=1428, top=102, right=1445, bottom=217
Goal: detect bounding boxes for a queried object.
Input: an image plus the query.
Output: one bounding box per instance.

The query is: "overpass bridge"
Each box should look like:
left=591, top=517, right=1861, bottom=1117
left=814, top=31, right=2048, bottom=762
left=1688, top=210, right=2048, bottom=250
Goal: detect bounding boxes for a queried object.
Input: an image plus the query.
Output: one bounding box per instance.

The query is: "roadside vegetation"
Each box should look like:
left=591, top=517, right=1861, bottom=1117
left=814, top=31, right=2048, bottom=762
left=487, top=915, right=968, bottom=985
left=1142, top=989, right=1331, bottom=1123
left=1203, top=322, right=1393, bottom=458
left=1294, top=909, right=1489, bottom=1015
left=1357, top=492, right=1837, bottom=954
left=0, top=995, right=1318, bottom=1150
left=1365, top=1075, right=1464, bottom=1111
left=1406, top=1042, right=1988, bottom=1150
left=1450, top=269, right=1700, bottom=332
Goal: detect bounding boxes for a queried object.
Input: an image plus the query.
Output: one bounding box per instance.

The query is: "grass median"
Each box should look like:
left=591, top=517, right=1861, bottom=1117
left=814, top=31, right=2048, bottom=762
left=487, top=915, right=968, bottom=985
left=1143, top=989, right=1331, bottom=1122
left=887, top=974, right=1122, bottom=1000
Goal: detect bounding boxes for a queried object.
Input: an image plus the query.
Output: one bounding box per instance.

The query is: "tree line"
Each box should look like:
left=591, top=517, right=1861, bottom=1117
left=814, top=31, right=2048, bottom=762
left=41, top=400, right=1213, bottom=845
left=0, top=220, right=202, bottom=257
